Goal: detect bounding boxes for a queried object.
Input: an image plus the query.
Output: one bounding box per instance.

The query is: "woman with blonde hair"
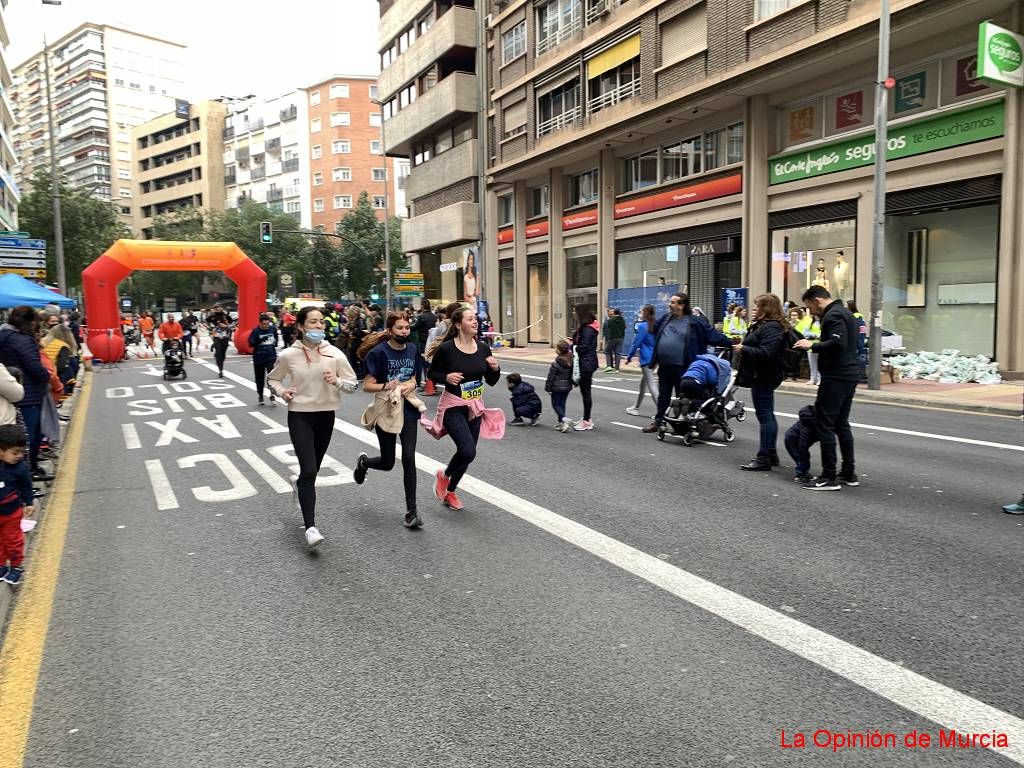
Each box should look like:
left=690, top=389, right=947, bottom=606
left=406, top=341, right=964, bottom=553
left=733, top=293, right=788, bottom=472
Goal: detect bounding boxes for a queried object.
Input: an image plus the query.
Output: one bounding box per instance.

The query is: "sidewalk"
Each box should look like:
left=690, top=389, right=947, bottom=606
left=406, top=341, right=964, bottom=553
left=494, top=346, right=1024, bottom=417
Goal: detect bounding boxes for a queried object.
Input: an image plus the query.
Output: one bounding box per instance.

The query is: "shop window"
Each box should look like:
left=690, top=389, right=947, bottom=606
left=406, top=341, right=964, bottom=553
left=568, top=169, right=598, bottom=207
left=566, top=245, right=598, bottom=289
left=616, top=245, right=688, bottom=289
left=498, top=193, right=514, bottom=226
left=528, top=185, right=549, bottom=218
left=769, top=220, right=856, bottom=306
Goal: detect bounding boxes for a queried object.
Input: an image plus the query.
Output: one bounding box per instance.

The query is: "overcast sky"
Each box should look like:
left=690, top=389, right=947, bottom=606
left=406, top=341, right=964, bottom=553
left=6, top=0, right=381, bottom=99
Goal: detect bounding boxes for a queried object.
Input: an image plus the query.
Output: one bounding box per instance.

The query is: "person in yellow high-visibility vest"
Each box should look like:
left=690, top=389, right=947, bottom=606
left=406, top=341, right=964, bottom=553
left=725, top=305, right=748, bottom=338
left=794, top=310, right=821, bottom=384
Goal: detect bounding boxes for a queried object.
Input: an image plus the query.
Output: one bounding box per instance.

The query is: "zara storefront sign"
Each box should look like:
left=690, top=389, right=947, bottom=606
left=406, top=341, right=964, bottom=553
left=978, top=22, right=1024, bottom=87
left=769, top=100, right=1005, bottom=185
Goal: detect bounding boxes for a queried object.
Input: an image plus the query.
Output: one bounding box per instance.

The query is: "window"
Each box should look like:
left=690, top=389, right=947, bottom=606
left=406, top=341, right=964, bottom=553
left=310, top=117, right=321, bottom=132
left=334, top=194, right=352, bottom=209
left=330, top=83, right=349, bottom=98
left=503, top=100, right=527, bottom=138
left=497, top=194, right=514, bottom=226
left=416, top=7, right=435, bottom=35
left=333, top=167, right=352, bottom=181
left=119, top=189, right=132, bottom=198
left=413, top=141, right=432, bottom=166
left=623, top=150, right=658, bottom=192
left=434, top=128, right=453, bottom=155
left=398, top=82, right=417, bottom=109
left=314, top=198, right=324, bottom=212
left=528, top=186, right=549, bottom=218
left=330, top=111, right=350, bottom=126
left=332, top=140, right=351, bottom=154
left=703, top=127, right=728, bottom=170
left=755, top=0, right=800, bottom=20
left=286, top=201, right=301, bottom=213
left=370, top=140, right=382, bottom=155
left=588, top=56, right=639, bottom=113
left=660, top=136, right=702, bottom=183
left=369, top=85, right=379, bottom=100
left=727, top=123, right=744, bottom=165
left=115, top=78, right=124, bottom=86
left=537, top=80, right=580, bottom=136
left=311, top=144, right=322, bottom=159
left=619, top=123, right=743, bottom=192
left=502, top=22, right=527, bottom=64
left=149, top=85, right=156, bottom=93
left=118, top=168, right=131, bottom=180
left=313, top=171, right=323, bottom=186
left=372, top=196, right=387, bottom=209
left=568, top=169, right=598, bottom=207
left=537, top=0, right=582, bottom=55
left=310, top=90, right=321, bottom=106
left=370, top=113, right=382, bottom=127
left=372, top=168, right=387, bottom=182
left=660, top=5, right=707, bottom=65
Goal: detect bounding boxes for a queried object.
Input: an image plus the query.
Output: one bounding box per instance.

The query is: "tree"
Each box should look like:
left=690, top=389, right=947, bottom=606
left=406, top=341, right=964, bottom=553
left=17, top=169, right=130, bottom=290
left=335, top=192, right=406, bottom=298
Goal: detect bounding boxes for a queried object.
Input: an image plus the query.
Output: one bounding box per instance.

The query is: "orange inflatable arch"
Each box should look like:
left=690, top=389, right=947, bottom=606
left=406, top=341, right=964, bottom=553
left=82, top=240, right=266, bottom=362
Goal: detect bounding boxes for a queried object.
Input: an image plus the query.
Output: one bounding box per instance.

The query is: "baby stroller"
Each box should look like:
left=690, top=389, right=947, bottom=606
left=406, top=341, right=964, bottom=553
left=163, top=339, right=187, bottom=380
left=658, top=353, right=745, bottom=446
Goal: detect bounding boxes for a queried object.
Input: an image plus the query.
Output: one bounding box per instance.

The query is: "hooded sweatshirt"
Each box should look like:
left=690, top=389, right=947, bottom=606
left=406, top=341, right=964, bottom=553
left=267, top=339, right=358, bottom=412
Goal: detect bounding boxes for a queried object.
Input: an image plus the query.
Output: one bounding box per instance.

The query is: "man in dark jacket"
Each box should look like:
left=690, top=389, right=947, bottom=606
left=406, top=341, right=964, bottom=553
left=794, top=285, right=859, bottom=490
left=411, top=300, right=436, bottom=388
left=602, top=308, right=626, bottom=372
left=645, top=292, right=731, bottom=433
left=0, top=307, right=53, bottom=480
left=247, top=314, right=279, bottom=406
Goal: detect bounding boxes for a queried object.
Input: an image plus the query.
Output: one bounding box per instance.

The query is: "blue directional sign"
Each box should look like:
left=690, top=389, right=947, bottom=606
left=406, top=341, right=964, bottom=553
left=0, top=237, right=45, bottom=250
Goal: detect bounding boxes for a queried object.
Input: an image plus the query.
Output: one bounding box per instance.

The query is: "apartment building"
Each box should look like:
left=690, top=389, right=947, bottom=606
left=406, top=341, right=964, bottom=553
left=131, top=100, right=227, bottom=239
left=304, top=74, right=393, bottom=231
left=0, top=0, right=18, bottom=230
left=223, top=92, right=312, bottom=228
left=11, top=23, right=186, bottom=219
left=483, top=0, right=1024, bottom=376
left=377, top=0, right=481, bottom=303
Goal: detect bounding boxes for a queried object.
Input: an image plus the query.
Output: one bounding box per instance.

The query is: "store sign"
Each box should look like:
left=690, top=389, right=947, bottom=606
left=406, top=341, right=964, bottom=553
left=894, top=71, right=928, bottom=114
left=687, top=239, right=732, bottom=257
left=769, top=100, right=1005, bottom=185
left=955, top=54, right=989, bottom=97
left=562, top=209, right=598, bottom=231
left=497, top=227, right=514, bottom=245
left=788, top=104, right=820, bottom=143
left=525, top=220, right=549, bottom=239
left=978, top=21, right=1024, bottom=87
left=175, top=99, right=190, bottom=119
left=614, top=174, right=743, bottom=219
left=834, top=90, right=865, bottom=130
left=440, top=262, right=460, bottom=272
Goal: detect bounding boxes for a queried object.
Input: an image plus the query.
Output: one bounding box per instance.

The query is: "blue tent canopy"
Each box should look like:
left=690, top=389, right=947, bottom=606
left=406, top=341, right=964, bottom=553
left=0, top=273, right=76, bottom=310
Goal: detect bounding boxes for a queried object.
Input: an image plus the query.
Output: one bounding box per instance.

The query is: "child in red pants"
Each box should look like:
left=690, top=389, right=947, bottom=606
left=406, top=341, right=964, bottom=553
left=0, top=424, right=35, bottom=587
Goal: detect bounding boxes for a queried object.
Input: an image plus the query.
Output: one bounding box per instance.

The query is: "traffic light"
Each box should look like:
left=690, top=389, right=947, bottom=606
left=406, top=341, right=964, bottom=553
left=369, top=284, right=378, bottom=300
left=260, top=221, right=273, bottom=244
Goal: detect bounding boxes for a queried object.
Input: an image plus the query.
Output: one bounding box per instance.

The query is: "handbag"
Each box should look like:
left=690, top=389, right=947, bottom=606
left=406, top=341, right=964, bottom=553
left=571, top=346, right=581, bottom=385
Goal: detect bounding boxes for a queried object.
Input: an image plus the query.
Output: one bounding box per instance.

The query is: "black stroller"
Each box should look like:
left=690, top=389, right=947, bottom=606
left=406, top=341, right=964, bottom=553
left=657, top=353, right=745, bottom=445
left=163, top=339, right=187, bottom=380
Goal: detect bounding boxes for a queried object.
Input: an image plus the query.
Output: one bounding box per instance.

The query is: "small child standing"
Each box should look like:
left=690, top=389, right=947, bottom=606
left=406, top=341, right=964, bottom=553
left=507, top=372, right=542, bottom=426
left=784, top=404, right=820, bottom=483
left=0, top=424, right=35, bottom=586
left=544, top=341, right=575, bottom=433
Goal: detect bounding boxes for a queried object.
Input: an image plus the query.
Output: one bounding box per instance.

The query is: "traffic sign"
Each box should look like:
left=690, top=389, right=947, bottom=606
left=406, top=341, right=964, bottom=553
left=0, top=231, right=31, bottom=237
left=0, top=257, right=46, bottom=269
left=0, top=267, right=47, bottom=278
left=0, top=237, right=45, bottom=250
left=395, top=272, right=423, bottom=279
left=393, top=279, right=425, bottom=287
left=0, top=247, right=47, bottom=260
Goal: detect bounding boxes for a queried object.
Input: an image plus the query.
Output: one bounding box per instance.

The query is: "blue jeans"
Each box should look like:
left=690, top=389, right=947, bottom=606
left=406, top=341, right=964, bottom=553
left=550, top=391, right=569, bottom=421
left=750, top=385, right=778, bottom=456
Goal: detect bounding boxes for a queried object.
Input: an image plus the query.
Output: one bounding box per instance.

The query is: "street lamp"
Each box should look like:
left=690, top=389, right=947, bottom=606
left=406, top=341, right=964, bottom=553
left=867, top=0, right=891, bottom=390
left=372, top=98, right=392, bottom=312
left=41, top=0, right=67, bottom=296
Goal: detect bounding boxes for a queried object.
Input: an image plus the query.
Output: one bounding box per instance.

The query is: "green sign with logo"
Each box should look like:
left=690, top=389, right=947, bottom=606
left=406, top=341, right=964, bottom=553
left=978, top=21, right=1024, bottom=87
left=769, top=100, right=1005, bottom=185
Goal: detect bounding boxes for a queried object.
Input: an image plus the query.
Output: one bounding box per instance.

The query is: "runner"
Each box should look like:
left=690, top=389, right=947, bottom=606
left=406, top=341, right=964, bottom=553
left=267, top=306, right=358, bottom=548
left=354, top=313, right=424, bottom=529
left=138, top=311, right=155, bottom=354
left=247, top=314, right=279, bottom=406
left=210, top=318, right=232, bottom=377
left=180, top=310, right=199, bottom=356
left=423, top=307, right=504, bottom=511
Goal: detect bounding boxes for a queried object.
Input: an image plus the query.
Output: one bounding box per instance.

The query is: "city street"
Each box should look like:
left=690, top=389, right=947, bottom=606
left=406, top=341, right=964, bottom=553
left=5, top=351, right=1024, bottom=767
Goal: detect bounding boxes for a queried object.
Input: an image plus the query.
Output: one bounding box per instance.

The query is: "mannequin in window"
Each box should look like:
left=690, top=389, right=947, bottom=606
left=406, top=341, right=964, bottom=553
left=812, top=257, right=831, bottom=292
left=833, top=250, right=850, bottom=299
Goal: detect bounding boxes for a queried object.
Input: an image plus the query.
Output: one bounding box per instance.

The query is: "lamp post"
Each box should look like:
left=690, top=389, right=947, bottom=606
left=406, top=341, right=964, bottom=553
left=41, top=0, right=66, bottom=296
left=867, top=0, right=891, bottom=390
left=372, top=99, right=392, bottom=312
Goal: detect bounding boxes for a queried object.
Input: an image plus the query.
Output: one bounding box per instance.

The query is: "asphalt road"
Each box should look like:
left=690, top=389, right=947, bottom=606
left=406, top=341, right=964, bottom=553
left=14, top=350, right=1024, bottom=767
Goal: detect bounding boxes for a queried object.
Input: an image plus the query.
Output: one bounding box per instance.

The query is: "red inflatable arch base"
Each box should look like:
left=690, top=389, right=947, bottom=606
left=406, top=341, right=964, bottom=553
left=82, top=240, right=267, bottom=362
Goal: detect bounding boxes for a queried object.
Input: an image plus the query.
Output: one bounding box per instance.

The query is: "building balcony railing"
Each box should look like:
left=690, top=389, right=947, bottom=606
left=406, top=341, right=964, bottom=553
left=267, top=188, right=284, bottom=202
left=585, top=0, right=625, bottom=25
left=266, top=137, right=281, bottom=151
left=536, top=18, right=582, bottom=56
left=280, top=106, right=297, bottom=122
left=250, top=166, right=266, bottom=180
left=282, top=157, right=299, bottom=172
left=246, top=118, right=265, bottom=133
left=236, top=147, right=250, bottom=162
left=59, top=134, right=109, bottom=156
left=225, top=174, right=237, bottom=186
left=538, top=106, right=581, bottom=137
left=588, top=79, right=639, bottom=114
left=224, top=126, right=235, bottom=140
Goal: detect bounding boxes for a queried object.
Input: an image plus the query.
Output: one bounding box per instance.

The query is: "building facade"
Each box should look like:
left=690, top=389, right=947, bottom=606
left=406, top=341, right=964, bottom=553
left=0, top=0, right=19, bottom=230
left=483, top=0, right=1024, bottom=376
left=11, top=23, right=186, bottom=220
left=131, top=100, right=227, bottom=239
left=304, top=74, right=394, bottom=231
left=223, top=92, right=312, bottom=228
left=377, top=0, right=482, bottom=305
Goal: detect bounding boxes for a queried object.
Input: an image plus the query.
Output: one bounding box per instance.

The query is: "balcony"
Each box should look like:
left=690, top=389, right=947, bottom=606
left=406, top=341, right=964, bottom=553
left=384, top=72, right=477, bottom=156
left=585, top=0, right=625, bottom=25
left=588, top=79, right=639, bottom=114
left=250, top=166, right=266, bottom=181
left=224, top=126, right=235, bottom=140
left=280, top=106, right=297, bottom=122
left=537, top=17, right=583, bottom=57
left=225, top=173, right=237, bottom=186
left=266, top=137, right=281, bottom=151
left=58, top=133, right=109, bottom=156
left=236, top=147, right=250, bottom=162
left=378, top=5, right=477, bottom=102
left=244, top=118, right=265, bottom=133
left=402, top=201, right=479, bottom=253
left=267, top=188, right=284, bottom=202
left=406, top=139, right=477, bottom=201
left=538, top=106, right=581, bottom=137
left=282, top=157, right=299, bottom=173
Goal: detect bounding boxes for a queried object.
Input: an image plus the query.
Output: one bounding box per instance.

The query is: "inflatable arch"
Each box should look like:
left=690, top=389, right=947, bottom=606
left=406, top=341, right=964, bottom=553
left=83, top=240, right=267, bottom=362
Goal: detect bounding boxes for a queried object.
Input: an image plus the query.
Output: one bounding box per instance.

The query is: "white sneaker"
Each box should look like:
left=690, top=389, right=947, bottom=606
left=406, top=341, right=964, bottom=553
left=625, top=406, right=641, bottom=416
left=559, top=419, right=571, bottom=433
left=305, top=526, right=325, bottom=548
left=573, top=419, right=594, bottom=431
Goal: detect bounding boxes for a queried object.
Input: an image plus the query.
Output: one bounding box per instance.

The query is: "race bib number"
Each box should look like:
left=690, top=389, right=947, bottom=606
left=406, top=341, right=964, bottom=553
left=460, top=380, right=484, bottom=400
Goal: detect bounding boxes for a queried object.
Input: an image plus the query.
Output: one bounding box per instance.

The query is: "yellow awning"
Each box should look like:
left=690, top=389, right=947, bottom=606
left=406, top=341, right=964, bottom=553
left=587, top=35, right=640, bottom=80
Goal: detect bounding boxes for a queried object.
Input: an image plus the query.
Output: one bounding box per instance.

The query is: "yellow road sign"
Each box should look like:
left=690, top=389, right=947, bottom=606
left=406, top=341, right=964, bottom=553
left=0, top=267, right=47, bottom=279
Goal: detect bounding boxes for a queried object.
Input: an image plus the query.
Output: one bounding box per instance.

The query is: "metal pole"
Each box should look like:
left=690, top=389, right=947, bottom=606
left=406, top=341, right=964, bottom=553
left=42, top=35, right=67, bottom=295
left=867, top=0, right=890, bottom=391
left=381, top=108, right=392, bottom=312
left=474, top=4, right=489, bottom=306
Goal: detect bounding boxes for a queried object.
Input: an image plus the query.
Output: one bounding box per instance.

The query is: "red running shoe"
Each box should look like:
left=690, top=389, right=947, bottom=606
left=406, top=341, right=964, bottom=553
left=434, top=469, right=448, bottom=502
left=443, top=491, right=464, bottom=511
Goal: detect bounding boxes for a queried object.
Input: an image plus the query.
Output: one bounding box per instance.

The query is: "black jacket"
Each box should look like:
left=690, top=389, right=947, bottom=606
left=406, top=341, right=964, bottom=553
left=813, top=300, right=860, bottom=381
left=651, top=313, right=732, bottom=369
left=572, top=323, right=599, bottom=374
left=738, top=319, right=785, bottom=389
left=509, top=381, right=543, bottom=418
left=545, top=355, right=574, bottom=393
left=411, top=311, right=436, bottom=346
left=0, top=329, right=50, bottom=406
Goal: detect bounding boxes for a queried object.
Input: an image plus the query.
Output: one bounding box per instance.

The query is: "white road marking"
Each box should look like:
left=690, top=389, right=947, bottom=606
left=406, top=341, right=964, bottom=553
left=202, top=359, right=1024, bottom=761
left=610, top=421, right=642, bottom=430
left=236, top=449, right=293, bottom=493
left=143, top=459, right=179, bottom=511
left=695, top=440, right=727, bottom=448
left=248, top=410, right=289, bottom=434
left=177, top=453, right=258, bottom=502
left=121, top=423, right=141, bottom=450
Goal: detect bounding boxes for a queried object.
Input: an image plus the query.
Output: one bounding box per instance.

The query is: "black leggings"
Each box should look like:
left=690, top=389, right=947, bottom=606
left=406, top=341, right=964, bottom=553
left=578, top=371, right=594, bottom=421
left=253, top=359, right=273, bottom=400
left=365, top=416, right=418, bottom=512
left=442, top=406, right=481, bottom=492
left=213, top=338, right=229, bottom=372
left=287, top=410, right=336, bottom=528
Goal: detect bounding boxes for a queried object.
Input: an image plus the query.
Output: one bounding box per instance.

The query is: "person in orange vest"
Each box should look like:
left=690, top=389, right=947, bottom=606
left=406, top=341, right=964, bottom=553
left=138, top=311, right=156, bottom=352
left=158, top=313, right=184, bottom=353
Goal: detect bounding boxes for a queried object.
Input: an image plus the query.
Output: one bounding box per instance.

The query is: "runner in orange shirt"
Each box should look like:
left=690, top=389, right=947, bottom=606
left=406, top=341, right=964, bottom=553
left=158, top=314, right=184, bottom=353
left=138, top=312, right=156, bottom=352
